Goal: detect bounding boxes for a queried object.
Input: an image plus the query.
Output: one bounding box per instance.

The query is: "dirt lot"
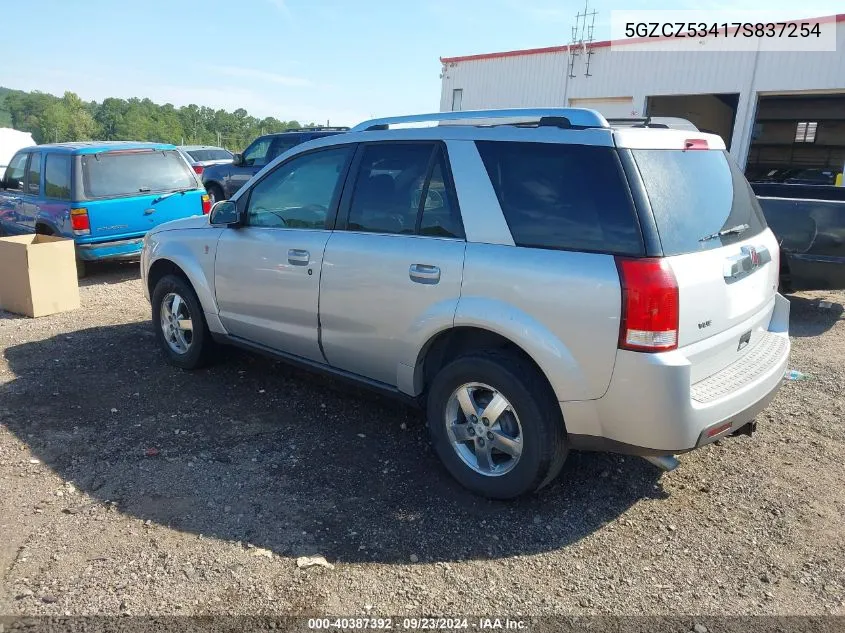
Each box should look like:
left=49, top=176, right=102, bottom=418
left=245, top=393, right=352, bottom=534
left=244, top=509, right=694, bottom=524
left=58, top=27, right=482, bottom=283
left=0, top=264, right=843, bottom=618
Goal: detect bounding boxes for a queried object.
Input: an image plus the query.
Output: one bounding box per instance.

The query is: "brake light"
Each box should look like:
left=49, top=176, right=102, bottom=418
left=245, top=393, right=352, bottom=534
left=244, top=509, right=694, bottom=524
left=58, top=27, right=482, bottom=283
left=684, top=139, right=709, bottom=150
left=615, top=257, right=679, bottom=352
left=193, top=165, right=204, bottom=175
left=70, top=208, right=90, bottom=235
left=201, top=194, right=211, bottom=215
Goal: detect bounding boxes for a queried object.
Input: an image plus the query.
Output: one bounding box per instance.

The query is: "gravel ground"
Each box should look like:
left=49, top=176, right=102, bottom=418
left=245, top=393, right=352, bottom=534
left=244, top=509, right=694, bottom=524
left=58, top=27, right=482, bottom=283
left=0, top=262, right=843, bottom=618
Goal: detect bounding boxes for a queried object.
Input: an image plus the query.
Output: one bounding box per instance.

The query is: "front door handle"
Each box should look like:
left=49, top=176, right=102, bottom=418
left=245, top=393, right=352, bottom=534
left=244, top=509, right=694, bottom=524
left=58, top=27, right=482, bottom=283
left=409, top=263, right=440, bottom=284
left=288, top=249, right=310, bottom=266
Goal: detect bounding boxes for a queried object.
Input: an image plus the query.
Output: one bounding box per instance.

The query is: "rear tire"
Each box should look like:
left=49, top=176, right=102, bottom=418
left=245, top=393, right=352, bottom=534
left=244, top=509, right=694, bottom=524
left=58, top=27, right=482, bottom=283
left=426, top=351, right=568, bottom=499
left=206, top=183, right=224, bottom=205
left=151, top=274, right=216, bottom=369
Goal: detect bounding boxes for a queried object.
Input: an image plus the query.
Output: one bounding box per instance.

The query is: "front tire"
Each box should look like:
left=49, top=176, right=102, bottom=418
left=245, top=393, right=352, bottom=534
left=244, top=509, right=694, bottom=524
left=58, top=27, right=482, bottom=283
left=426, top=351, right=568, bottom=499
left=151, top=274, right=215, bottom=369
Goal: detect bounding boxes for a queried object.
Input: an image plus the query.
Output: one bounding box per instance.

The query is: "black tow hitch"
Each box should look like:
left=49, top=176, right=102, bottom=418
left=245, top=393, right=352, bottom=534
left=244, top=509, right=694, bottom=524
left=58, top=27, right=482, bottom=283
left=731, top=421, right=757, bottom=438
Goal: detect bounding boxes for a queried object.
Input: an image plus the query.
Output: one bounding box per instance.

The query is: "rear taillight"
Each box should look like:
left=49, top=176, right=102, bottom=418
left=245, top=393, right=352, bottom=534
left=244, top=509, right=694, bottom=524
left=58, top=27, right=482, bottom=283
left=684, top=139, right=709, bottom=150
left=70, top=208, right=90, bottom=236
left=201, top=194, right=211, bottom=215
left=615, top=257, right=679, bottom=352
left=193, top=165, right=204, bottom=175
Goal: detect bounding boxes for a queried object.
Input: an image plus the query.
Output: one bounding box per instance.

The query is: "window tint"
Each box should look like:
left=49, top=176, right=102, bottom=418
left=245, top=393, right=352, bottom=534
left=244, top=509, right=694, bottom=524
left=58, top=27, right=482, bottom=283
left=242, top=138, right=271, bottom=167
left=25, top=153, right=41, bottom=195
left=246, top=147, right=351, bottom=229
left=418, top=153, right=463, bottom=238
left=267, top=138, right=301, bottom=164
left=476, top=141, right=643, bottom=255
left=632, top=149, right=766, bottom=256
left=187, top=148, right=232, bottom=162
left=347, top=144, right=435, bottom=235
left=81, top=150, right=195, bottom=199
left=45, top=154, right=72, bottom=200
left=3, top=153, right=28, bottom=192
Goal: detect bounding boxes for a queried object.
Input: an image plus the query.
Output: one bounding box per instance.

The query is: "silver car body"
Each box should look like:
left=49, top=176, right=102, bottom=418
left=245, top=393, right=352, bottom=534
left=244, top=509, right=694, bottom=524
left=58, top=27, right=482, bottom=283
left=177, top=145, right=233, bottom=170
left=142, top=109, right=790, bottom=456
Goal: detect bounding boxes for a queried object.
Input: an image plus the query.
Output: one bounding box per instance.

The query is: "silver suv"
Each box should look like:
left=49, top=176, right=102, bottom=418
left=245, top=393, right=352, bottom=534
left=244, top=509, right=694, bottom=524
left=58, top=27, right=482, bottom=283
left=141, top=108, right=791, bottom=499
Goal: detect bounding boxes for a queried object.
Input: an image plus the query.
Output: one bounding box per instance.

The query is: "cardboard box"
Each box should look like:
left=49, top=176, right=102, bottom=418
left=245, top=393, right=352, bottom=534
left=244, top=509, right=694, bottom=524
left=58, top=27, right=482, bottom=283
left=0, top=235, right=80, bottom=317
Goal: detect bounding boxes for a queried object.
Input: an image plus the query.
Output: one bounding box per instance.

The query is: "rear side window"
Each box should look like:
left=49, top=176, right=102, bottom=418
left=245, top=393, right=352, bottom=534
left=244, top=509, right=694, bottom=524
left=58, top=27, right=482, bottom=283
left=45, top=154, right=72, bottom=200
left=25, top=153, right=41, bottom=195
left=80, top=150, right=196, bottom=199
left=632, top=149, right=767, bottom=256
left=347, top=143, right=435, bottom=235
left=476, top=141, right=643, bottom=255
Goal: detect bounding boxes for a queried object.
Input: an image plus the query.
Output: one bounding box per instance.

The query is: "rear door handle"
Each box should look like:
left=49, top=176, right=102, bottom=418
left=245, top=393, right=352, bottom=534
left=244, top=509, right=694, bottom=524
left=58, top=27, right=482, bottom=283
left=409, top=263, right=440, bottom=284
left=288, top=249, right=310, bottom=266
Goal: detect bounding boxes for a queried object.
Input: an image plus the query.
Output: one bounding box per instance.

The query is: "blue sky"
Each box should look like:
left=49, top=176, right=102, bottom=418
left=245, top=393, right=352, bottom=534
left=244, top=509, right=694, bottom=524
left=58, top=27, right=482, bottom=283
left=2, top=0, right=842, bottom=126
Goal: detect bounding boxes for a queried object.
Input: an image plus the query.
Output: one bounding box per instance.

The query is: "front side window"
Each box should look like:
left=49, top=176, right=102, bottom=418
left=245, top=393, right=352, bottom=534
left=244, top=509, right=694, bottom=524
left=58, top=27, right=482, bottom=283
left=3, top=153, right=28, bottom=192
left=266, top=138, right=301, bottom=164
left=242, top=138, right=271, bottom=167
left=246, top=146, right=352, bottom=229
left=45, top=154, right=72, bottom=200
left=25, top=153, right=41, bottom=195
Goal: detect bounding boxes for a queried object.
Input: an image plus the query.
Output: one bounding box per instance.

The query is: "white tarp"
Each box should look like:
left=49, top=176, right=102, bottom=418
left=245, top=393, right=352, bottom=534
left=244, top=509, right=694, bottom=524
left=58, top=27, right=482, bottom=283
left=0, top=128, right=35, bottom=169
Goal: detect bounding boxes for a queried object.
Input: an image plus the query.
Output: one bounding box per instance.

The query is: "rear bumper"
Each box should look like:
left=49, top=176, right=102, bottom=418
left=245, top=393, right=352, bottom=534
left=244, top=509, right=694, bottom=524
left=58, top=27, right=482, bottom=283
left=563, top=293, right=791, bottom=456
left=76, top=238, right=144, bottom=261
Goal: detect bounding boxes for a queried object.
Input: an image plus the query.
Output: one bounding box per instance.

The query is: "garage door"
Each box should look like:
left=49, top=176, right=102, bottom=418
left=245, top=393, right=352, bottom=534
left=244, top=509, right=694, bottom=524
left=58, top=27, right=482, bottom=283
left=568, top=97, right=635, bottom=119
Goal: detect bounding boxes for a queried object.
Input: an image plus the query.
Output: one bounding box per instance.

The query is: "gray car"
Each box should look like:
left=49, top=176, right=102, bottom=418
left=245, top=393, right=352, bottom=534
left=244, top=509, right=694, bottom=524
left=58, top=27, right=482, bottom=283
left=141, top=108, right=790, bottom=499
left=177, top=145, right=233, bottom=177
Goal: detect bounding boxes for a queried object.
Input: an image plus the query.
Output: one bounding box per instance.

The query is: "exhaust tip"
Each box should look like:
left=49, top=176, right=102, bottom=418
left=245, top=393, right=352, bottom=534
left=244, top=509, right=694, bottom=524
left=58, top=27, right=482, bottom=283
left=643, top=455, right=680, bottom=472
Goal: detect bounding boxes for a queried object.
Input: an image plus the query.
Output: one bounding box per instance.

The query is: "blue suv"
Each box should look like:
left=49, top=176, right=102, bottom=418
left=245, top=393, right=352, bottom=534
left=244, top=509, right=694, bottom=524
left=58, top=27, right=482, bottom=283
left=0, top=142, right=210, bottom=272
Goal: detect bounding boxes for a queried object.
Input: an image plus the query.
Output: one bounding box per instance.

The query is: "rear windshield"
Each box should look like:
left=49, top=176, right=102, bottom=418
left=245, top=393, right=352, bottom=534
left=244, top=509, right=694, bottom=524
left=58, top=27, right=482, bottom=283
left=187, top=149, right=232, bottom=162
left=632, top=149, right=767, bottom=256
left=476, top=141, right=644, bottom=255
left=80, top=150, right=196, bottom=199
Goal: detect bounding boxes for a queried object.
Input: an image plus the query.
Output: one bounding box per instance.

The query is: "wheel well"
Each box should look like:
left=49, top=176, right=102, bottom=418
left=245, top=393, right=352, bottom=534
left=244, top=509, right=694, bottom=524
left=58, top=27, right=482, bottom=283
left=147, top=259, right=189, bottom=298
left=420, top=327, right=552, bottom=396
left=35, top=223, right=54, bottom=235
left=205, top=181, right=223, bottom=193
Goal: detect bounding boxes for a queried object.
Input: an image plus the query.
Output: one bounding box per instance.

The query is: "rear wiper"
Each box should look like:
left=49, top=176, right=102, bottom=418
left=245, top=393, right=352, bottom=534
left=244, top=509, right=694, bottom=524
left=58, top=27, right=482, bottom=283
left=699, top=223, right=750, bottom=242
left=152, top=188, right=194, bottom=204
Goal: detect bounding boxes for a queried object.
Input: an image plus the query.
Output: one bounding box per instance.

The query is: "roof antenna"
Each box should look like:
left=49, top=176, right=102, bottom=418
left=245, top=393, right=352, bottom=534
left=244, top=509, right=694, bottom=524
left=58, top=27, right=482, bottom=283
left=569, top=0, right=597, bottom=78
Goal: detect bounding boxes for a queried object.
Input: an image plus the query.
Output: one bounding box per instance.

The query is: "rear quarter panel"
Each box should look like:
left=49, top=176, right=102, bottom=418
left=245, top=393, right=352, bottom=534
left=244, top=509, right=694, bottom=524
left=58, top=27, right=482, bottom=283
left=456, top=243, right=622, bottom=401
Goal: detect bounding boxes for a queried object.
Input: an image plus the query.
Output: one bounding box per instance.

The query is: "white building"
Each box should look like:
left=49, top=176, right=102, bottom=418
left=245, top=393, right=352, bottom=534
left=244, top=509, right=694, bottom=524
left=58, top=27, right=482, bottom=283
left=439, top=14, right=845, bottom=176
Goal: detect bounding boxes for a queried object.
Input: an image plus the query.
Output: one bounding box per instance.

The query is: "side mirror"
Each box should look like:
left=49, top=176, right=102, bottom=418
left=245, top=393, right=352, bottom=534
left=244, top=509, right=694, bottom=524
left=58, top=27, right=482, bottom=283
left=232, top=153, right=245, bottom=167
left=209, top=200, right=240, bottom=226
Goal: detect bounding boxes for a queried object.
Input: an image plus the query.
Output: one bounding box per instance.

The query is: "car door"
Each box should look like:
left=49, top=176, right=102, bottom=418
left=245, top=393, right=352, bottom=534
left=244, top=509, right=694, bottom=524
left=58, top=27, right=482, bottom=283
left=319, top=142, right=467, bottom=387
left=225, top=136, right=274, bottom=198
left=214, top=144, right=355, bottom=361
left=19, top=151, right=42, bottom=231
left=0, top=152, right=29, bottom=233
left=41, top=152, right=74, bottom=234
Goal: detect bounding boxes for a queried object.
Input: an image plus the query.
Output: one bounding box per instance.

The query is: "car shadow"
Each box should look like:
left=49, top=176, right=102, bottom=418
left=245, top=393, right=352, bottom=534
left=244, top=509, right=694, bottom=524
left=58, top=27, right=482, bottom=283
left=79, top=260, right=141, bottom=286
left=1, top=322, right=665, bottom=564
left=785, top=294, right=843, bottom=338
